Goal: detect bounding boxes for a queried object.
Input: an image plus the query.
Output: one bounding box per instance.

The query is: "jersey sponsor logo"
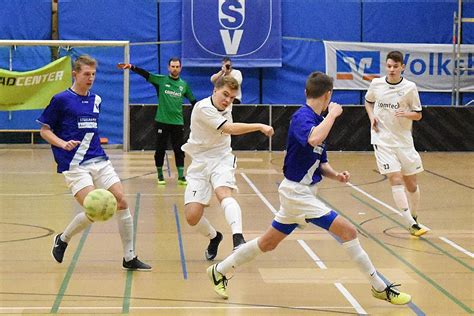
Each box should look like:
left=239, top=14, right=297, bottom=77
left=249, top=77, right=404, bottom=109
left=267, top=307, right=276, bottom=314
left=191, top=0, right=273, bottom=56
left=336, top=50, right=380, bottom=81
left=164, top=89, right=182, bottom=98
left=313, top=145, right=324, bottom=155
left=377, top=101, right=400, bottom=110
left=78, top=117, right=98, bottom=129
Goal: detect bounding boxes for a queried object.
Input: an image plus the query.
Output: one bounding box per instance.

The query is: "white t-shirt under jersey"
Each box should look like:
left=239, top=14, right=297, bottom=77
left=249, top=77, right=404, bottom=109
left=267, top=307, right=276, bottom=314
left=181, top=96, right=233, bottom=159
left=365, top=76, right=422, bottom=148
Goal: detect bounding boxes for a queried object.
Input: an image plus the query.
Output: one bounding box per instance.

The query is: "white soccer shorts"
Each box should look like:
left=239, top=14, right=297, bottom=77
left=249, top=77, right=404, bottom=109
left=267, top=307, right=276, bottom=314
left=373, top=145, right=424, bottom=175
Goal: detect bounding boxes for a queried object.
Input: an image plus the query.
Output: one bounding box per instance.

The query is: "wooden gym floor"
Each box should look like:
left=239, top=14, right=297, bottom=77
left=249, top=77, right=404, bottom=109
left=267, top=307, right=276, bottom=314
left=0, top=148, right=472, bottom=315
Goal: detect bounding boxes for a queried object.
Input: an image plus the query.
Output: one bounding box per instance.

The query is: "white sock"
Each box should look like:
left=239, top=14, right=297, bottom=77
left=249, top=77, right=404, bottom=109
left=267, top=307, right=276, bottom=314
left=216, top=238, right=263, bottom=276
left=62, top=212, right=92, bottom=243
left=116, top=208, right=136, bottom=261
left=343, top=238, right=386, bottom=291
left=194, top=216, right=217, bottom=239
left=406, top=185, right=420, bottom=218
left=221, top=197, right=243, bottom=234
left=392, top=185, right=416, bottom=227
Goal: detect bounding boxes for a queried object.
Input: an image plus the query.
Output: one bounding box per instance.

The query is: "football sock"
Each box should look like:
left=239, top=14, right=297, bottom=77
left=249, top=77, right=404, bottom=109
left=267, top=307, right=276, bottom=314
left=343, top=238, right=386, bottom=291
left=217, top=238, right=262, bottom=275
left=116, top=208, right=135, bottom=261
left=392, top=185, right=416, bottom=226
left=221, top=197, right=243, bottom=234
left=62, top=212, right=92, bottom=243
left=177, top=167, right=184, bottom=178
left=407, top=185, right=420, bottom=218
left=195, top=216, right=217, bottom=239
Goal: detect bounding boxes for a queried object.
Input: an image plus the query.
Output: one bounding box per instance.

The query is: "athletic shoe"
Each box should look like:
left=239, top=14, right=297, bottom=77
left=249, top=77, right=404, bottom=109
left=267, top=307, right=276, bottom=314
left=177, top=177, right=187, bottom=185
left=409, top=223, right=428, bottom=237
left=205, top=231, right=223, bottom=261
left=122, top=257, right=152, bottom=271
left=157, top=175, right=166, bottom=185
left=232, top=233, right=246, bottom=251
left=52, top=233, right=68, bottom=263
left=372, top=283, right=411, bottom=305
left=207, top=264, right=228, bottom=299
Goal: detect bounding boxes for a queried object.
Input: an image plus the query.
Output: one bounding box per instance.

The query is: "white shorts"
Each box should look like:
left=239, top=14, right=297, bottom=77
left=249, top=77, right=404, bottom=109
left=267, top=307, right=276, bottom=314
left=184, top=153, right=237, bottom=205
left=63, top=159, right=121, bottom=196
left=275, top=178, right=331, bottom=229
left=373, top=145, right=424, bottom=176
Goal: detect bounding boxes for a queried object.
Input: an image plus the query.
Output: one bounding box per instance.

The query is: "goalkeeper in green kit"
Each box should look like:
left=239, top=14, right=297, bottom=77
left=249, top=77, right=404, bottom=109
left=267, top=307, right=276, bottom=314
left=118, top=57, right=197, bottom=185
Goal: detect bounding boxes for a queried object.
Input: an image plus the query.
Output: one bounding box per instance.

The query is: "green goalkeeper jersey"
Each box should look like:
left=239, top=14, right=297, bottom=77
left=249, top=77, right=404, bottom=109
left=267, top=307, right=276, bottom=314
left=148, top=74, right=196, bottom=125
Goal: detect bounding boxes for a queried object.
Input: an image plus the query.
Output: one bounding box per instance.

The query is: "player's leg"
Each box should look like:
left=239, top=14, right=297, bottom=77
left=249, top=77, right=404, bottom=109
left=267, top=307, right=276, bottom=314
left=212, top=154, right=245, bottom=250
left=374, top=145, right=420, bottom=233
left=208, top=223, right=293, bottom=299
left=154, top=122, right=168, bottom=184
left=169, top=124, right=186, bottom=184
left=52, top=167, right=94, bottom=263
left=184, top=162, right=221, bottom=260
left=400, top=147, right=424, bottom=223
left=98, top=161, right=151, bottom=270
left=312, top=212, right=411, bottom=305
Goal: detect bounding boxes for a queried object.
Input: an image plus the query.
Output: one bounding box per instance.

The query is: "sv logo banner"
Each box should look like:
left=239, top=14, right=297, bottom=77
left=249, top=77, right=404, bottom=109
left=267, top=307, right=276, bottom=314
left=183, top=0, right=282, bottom=67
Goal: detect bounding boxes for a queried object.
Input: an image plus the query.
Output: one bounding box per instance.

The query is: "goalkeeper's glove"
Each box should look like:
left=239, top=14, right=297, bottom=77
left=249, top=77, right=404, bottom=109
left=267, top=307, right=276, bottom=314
left=117, top=63, right=133, bottom=70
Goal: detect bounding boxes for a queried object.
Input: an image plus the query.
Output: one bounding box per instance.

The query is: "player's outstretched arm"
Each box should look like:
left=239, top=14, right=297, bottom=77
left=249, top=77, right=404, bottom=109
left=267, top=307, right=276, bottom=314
left=221, top=122, right=274, bottom=137
left=117, top=63, right=150, bottom=80
left=320, top=162, right=350, bottom=183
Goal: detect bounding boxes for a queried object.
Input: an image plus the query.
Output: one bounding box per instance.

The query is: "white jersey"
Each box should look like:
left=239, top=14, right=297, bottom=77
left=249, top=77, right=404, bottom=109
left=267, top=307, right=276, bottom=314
left=181, top=96, right=233, bottom=159
left=365, top=76, right=422, bottom=147
left=230, top=69, right=243, bottom=101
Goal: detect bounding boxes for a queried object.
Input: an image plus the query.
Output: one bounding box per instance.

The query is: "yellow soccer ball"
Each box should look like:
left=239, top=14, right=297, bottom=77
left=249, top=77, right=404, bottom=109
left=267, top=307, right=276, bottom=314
left=83, top=189, right=117, bottom=222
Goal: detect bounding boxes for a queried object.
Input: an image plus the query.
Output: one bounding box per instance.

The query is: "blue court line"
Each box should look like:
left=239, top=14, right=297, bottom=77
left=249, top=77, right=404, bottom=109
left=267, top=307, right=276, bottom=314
left=50, top=226, right=91, bottom=313
left=122, top=193, right=141, bottom=313
left=173, top=204, right=188, bottom=279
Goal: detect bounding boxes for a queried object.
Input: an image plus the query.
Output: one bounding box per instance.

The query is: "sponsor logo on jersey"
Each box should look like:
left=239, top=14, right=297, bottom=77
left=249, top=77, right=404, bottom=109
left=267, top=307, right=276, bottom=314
left=78, top=117, right=98, bottom=129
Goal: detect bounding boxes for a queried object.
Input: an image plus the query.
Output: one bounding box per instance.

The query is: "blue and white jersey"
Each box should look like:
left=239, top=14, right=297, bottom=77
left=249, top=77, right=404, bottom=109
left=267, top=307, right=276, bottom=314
left=283, top=105, right=328, bottom=186
left=37, top=88, right=108, bottom=173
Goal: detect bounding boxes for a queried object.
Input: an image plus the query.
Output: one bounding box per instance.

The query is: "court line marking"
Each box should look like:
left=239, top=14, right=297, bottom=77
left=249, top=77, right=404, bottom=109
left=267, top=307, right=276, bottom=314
left=241, top=173, right=367, bottom=315
left=350, top=191, right=473, bottom=271
left=122, top=193, right=142, bottom=313
left=0, top=306, right=356, bottom=311
left=173, top=204, right=188, bottom=279
left=346, top=182, right=432, bottom=230
left=439, top=237, right=474, bottom=258
left=50, top=226, right=91, bottom=313
left=340, top=195, right=472, bottom=314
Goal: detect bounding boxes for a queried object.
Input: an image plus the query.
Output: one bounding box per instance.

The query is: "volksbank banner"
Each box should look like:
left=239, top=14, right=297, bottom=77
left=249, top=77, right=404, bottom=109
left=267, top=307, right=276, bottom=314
left=0, top=56, right=71, bottom=111
left=324, top=41, right=474, bottom=92
left=182, top=0, right=282, bottom=67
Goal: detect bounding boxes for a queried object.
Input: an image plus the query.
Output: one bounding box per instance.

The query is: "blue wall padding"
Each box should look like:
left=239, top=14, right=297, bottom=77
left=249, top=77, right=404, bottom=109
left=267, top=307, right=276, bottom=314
left=283, top=0, right=362, bottom=41
left=0, top=0, right=51, bottom=129
left=362, top=1, right=458, bottom=43
left=58, top=0, right=158, bottom=143
left=0, top=0, right=51, bottom=40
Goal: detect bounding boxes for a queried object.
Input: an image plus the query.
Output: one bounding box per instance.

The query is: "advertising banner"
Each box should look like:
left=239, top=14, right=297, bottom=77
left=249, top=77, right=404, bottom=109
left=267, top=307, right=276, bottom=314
left=0, top=56, right=71, bottom=111
left=182, top=0, right=282, bottom=67
left=324, top=41, right=474, bottom=92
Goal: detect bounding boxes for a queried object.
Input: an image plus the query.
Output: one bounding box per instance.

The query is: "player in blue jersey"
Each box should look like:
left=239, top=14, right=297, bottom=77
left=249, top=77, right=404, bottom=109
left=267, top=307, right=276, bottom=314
left=206, top=72, right=411, bottom=305
left=37, top=55, right=151, bottom=271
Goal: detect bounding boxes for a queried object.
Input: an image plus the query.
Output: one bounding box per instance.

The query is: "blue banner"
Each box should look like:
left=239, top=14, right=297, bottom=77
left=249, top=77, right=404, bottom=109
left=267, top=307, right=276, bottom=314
left=182, top=0, right=282, bottom=68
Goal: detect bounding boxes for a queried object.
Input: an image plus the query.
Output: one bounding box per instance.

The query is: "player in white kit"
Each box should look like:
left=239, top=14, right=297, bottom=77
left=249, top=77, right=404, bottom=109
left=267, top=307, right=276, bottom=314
left=182, top=76, right=274, bottom=260
left=365, top=51, right=427, bottom=237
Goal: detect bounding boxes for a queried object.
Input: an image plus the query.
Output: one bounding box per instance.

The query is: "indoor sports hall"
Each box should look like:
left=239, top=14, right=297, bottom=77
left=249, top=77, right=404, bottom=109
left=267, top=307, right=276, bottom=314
left=0, top=1, right=472, bottom=315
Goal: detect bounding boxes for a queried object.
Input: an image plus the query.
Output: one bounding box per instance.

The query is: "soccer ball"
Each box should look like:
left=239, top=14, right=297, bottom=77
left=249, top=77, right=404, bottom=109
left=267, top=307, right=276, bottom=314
left=83, top=189, right=117, bottom=222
